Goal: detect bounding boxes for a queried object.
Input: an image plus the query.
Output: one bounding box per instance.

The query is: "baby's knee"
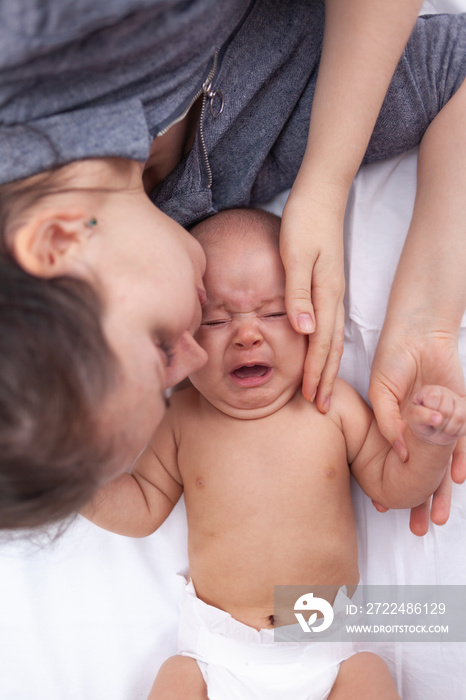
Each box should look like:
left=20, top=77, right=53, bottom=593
left=329, top=652, right=400, bottom=699
left=147, top=655, right=207, bottom=700
left=343, top=650, right=390, bottom=673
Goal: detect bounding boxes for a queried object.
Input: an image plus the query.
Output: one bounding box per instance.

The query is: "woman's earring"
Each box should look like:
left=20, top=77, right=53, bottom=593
left=85, top=217, right=98, bottom=228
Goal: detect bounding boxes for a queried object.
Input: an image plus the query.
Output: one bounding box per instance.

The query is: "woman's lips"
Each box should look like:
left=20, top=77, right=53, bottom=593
left=229, top=364, right=273, bottom=387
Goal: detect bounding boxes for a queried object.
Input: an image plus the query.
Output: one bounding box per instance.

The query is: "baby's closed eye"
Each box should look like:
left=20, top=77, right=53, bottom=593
left=202, top=318, right=229, bottom=327
left=262, top=311, right=287, bottom=319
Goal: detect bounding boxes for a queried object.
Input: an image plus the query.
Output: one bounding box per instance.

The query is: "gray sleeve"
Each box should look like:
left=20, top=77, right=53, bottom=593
left=365, top=13, right=466, bottom=163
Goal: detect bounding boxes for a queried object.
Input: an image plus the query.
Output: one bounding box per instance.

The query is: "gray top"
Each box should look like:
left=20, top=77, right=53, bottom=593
left=0, top=0, right=249, bottom=179
left=0, top=0, right=465, bottom=226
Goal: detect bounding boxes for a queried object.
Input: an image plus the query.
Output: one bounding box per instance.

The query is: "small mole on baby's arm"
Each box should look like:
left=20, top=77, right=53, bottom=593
left=196, top=478, right=205, bottom=488
left=326, top=469, right=335, bottom=478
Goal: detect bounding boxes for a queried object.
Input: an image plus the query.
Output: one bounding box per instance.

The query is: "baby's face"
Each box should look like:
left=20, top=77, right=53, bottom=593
left=189, top=231, right=307, bottom=419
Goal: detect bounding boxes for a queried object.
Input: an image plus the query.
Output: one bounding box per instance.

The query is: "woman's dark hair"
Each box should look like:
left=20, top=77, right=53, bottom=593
left=0, top=172, right=117, bottom=531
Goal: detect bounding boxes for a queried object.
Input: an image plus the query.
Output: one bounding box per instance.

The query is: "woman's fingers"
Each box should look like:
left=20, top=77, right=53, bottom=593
left=409, top=499, right=432, bottom=537
left=314, top=301, right=345, bottom=412
left=280, top=189, right=345, bottom=406
left=451, top=437, right=466, bottom=484
left=282, top=247, right=316, bottom=336
left=282, top=244, right=345, bottom=404
left=408, top=467, right=453, bottom=536
left=409, top=469, right=452, bottom=536
left=429, top=465, right=453, bottom=527
left=368, top=375, right=408, bottom=462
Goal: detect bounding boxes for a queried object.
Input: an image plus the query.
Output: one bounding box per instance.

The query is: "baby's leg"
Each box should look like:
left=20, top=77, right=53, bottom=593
left=327, top=652, right=400, bottom=699
left=407, top=385, right=466, bottom=446
left=147, top=655, right=207, bottom=700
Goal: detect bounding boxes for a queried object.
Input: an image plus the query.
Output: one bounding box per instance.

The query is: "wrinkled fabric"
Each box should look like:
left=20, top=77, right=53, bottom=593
left=0, top=1, right=465, bottom=226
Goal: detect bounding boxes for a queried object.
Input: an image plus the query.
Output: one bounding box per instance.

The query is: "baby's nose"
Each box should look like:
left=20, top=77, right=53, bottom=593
left=233, top=321, right=264, bottom=349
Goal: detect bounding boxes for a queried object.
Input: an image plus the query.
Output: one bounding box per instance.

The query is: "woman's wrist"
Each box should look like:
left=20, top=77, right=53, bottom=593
left=286, top=168, right=351, bottom=223
left=385, top=224, right=466, bottom=337
left=383, top=294, right=463, bottom=339
left=386, top=262, right=465, bottom=336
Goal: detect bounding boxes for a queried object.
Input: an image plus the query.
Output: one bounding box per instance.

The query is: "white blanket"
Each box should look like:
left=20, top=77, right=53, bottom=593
left=1, top=2, right=466, bottom=698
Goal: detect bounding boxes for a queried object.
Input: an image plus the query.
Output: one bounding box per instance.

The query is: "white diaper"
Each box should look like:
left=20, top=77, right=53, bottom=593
left=178, top=581, right=356, bottom=700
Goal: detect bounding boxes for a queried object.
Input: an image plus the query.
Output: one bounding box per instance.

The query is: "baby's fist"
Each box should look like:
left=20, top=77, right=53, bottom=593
left=407, top=385, right=466, bottom=446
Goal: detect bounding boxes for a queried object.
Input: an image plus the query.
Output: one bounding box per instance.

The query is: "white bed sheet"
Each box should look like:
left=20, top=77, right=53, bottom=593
left=1, top=2, right=466, bottom=697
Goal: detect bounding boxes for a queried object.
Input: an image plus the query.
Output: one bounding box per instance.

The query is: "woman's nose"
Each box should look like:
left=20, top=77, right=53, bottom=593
left=233, top=320, right=264, bottom=349
left=165, top=332, right=208, bottom=388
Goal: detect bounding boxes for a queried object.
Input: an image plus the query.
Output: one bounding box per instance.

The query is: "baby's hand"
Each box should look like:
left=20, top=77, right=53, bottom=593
left=407, top=385, right=466, bottom=447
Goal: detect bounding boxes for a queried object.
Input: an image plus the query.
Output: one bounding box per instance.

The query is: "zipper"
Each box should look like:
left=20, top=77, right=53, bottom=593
left=155, top=2, right=256, bottom=189
left=156, top=48, right=224, bottom=190
left=198, top=49, right=224, bottom=189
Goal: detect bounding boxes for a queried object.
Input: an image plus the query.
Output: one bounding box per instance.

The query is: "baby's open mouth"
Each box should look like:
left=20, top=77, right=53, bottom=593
left=229, top=364, right=272, bottom=387
left=232, top=365, right=269, bottom=379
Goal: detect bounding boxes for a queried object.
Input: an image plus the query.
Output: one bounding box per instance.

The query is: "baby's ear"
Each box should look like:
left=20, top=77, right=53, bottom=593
left=11, top=210, right=91, bottom=278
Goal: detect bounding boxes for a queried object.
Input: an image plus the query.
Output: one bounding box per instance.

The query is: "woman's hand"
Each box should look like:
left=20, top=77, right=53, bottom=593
left=369, top=74, right=466, bottom=534
left=280, top=183, right=346, bottom=410
left=369, top=323, right=466, bottom=535
left=280, top=0, right=421, bottom=409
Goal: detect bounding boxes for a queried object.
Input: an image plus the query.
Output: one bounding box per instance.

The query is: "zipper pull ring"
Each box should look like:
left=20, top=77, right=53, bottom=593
left=203, top=80, right=225, bottom=118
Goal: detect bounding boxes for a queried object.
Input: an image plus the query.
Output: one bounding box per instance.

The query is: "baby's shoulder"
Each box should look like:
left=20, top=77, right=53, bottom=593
left=291, top=378, right=361, bottom=416
left=330, top=377, right=366, bottom=404
left=324, top=377, right=370, bottom=423
left=168, top=385, right=202, bottom=417
left=152, top=386, right=203, bottom=443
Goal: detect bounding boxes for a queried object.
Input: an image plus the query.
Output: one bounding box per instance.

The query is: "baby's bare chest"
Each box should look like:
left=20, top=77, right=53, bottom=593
left=178, top=406, right=350, bottom=519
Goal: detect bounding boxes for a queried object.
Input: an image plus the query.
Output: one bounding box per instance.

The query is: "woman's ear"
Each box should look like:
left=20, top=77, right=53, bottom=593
left=11, top=210, right=92, bottom=278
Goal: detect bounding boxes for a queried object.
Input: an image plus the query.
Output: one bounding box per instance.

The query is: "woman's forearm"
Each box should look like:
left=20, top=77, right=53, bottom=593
left=385, top=79, right=466, bottom=334
left=294, top=0, right=423, bottom=193
left=282, top=0, right=423, bottom=406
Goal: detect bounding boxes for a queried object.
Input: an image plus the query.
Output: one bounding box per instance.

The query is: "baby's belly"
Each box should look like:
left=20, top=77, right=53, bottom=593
left=188, top=518, right=359, bottom=630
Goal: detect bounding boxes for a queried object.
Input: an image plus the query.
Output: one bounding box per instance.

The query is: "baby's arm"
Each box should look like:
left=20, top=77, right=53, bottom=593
left=335, top=380, right=466, bottom=510
left=82, top=412, right=183, bottom=537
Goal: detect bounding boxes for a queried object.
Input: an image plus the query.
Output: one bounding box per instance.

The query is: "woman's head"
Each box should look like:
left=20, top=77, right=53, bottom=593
left=0, top=257, right=116, bottom=529
left=0, top=158, right=207, bottom=529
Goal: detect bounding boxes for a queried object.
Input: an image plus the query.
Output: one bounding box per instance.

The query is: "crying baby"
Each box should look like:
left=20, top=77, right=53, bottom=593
left=87, top=207, right=466, bottom=700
